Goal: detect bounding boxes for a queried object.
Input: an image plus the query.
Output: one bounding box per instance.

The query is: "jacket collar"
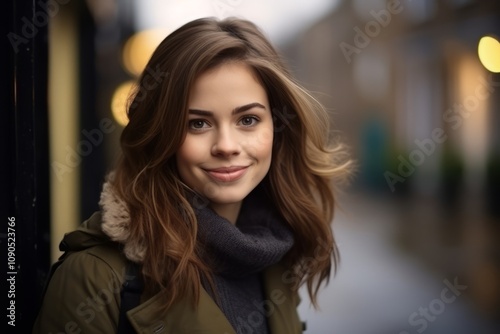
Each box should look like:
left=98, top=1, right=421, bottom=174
left=99, top=177, right=146, bottom=263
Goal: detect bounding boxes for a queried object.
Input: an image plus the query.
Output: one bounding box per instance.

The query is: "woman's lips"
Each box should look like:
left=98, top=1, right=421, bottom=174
left=204, top=166, right=249, bottom=182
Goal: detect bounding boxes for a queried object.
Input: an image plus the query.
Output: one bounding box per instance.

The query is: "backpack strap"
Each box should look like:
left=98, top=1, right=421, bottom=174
left=117, top=261, right=144, bottom=334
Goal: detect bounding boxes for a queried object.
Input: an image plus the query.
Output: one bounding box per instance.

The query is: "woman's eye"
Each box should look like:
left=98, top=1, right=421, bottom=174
left=188, top=119, right=208, bottom=130
left=239, top=116, right=259, bottom=127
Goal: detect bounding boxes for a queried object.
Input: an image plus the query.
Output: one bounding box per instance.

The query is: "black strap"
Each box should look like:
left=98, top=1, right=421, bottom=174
left=117, top=261, right=144, bottom=334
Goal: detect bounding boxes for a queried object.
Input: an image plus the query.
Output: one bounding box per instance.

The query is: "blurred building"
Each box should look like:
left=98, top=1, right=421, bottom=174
left=282, top=0, right=500, bottom=319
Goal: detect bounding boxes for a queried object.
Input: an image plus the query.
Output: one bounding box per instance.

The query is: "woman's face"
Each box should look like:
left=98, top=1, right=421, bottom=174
left=176, top=62, right=273, bottom=219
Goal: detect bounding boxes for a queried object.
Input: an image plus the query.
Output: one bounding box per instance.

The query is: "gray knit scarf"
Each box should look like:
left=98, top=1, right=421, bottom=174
left=190, top=184, right=295, bottom=334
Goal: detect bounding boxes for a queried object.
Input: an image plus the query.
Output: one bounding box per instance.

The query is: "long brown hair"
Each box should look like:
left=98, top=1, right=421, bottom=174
left=111, top=17, right=350, bottom=311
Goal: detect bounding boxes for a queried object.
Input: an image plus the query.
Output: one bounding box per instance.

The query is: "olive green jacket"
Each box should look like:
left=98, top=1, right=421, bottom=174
left=33, top=182, right=304, bottom=334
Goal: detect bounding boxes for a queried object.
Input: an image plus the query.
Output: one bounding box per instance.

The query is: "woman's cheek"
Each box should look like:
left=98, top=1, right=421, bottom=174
left=243, top=127, right=273, bottom=157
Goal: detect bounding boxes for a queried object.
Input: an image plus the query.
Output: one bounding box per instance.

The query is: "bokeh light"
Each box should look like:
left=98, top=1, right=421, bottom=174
left=478, top=35, right=500, bottom=73
left=110, top=80, right=135, bottom=126
left=122, top=29, right=168, bottom=76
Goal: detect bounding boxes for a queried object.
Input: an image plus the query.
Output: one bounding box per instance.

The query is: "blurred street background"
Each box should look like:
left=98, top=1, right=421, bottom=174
left=3, top=0, right=500, bottom=333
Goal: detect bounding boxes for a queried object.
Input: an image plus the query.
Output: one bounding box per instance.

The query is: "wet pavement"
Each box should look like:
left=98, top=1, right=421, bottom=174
left=297, top=190, right=500, bottom=334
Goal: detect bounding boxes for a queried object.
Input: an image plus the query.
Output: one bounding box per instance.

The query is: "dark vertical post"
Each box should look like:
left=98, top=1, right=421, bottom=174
left=2, top=0, right=51, bottom=332
left=78, top=1, right=104, bottom=221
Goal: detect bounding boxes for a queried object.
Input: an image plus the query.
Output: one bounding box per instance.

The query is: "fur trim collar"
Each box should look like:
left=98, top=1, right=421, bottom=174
left=99, top=177, right=146, bottom=263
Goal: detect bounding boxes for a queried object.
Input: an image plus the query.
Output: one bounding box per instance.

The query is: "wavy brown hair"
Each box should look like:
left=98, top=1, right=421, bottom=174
left=111, top=17, right=350, bottom=311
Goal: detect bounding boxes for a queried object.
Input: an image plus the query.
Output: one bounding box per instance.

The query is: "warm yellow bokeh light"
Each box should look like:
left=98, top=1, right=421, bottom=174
left=478, top=36, right=500, bottom=73
left=122, top=29, right=168, bottom=77
left=111, top=81, right=135, bottom=127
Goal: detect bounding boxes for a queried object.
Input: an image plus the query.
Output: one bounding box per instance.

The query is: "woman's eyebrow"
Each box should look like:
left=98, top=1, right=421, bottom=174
left=188, top=102, right=266, bottom=116
left=232, top=102, right=266, bottom=115
left=188, top=109, right=212, bottom=116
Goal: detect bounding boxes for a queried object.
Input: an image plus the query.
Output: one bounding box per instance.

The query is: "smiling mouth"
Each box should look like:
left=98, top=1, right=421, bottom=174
left=203, top=166, right=249, bottom=182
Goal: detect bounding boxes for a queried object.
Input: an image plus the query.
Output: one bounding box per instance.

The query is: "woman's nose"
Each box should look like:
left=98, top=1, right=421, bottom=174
left=211, top=128, right=241, bottom=157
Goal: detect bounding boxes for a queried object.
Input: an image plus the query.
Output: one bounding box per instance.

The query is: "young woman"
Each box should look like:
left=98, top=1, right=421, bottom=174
left=34, top=17, right=350, bottom=334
